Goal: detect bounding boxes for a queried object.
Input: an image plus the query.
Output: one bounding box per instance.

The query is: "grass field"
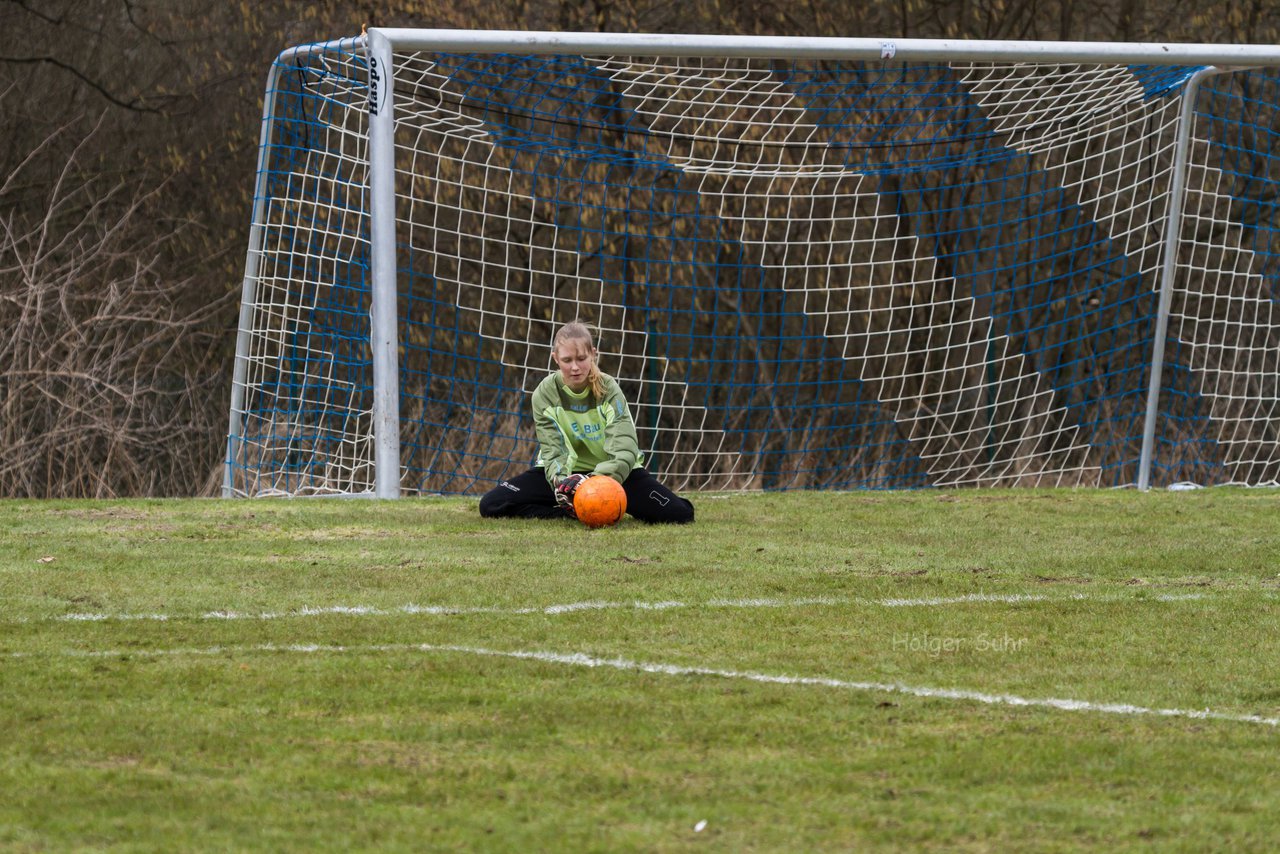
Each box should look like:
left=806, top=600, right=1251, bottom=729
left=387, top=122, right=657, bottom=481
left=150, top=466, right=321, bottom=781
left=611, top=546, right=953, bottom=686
left=2, top=489, right=1278, bottom=851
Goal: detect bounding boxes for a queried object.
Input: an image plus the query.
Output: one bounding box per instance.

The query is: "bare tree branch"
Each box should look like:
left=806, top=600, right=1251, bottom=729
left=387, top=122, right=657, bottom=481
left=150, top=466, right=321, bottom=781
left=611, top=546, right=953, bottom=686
left=0, top=106, right=230, bottom=497
left=0, top=54, right=164, bottom=113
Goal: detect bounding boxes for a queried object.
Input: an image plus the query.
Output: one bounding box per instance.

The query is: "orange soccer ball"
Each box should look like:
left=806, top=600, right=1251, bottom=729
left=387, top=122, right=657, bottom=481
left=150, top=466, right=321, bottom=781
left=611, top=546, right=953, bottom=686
left=573, top=475, right=627, bottom=528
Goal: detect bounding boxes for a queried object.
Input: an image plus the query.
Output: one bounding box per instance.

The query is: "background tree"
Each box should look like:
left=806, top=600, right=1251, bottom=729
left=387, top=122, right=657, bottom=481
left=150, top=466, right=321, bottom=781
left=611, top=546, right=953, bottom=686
left=1, top=0, right=1276, bottom=496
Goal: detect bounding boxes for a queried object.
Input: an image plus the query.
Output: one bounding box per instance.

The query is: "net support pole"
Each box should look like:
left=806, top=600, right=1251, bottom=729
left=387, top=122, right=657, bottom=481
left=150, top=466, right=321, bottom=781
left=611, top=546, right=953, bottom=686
left=367, top=29, right=402, bottom=498
left=224, top=58, right=289, bottom=498
left=1138, top=67, right=1222, bottom=491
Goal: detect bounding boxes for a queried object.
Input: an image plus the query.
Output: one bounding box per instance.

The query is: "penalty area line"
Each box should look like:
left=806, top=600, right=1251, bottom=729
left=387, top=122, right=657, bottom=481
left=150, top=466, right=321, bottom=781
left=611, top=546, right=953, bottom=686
left=14, top=591, right=1213, bottom=626
left=4, top=641, right=1276, bottom=728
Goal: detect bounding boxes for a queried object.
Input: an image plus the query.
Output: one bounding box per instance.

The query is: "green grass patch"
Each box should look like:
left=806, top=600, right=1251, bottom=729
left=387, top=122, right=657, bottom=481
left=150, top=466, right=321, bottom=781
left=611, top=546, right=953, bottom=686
left=1, top=489, right=1278, bottom=850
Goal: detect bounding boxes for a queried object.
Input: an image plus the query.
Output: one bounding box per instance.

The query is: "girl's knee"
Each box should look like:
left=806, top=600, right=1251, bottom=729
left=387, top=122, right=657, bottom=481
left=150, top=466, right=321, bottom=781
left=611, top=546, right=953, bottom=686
left=478, top=488, right=507, bottom=518
left=635, top=499, right=694, bottom=524
left=670, top=500, right=695, bottom=524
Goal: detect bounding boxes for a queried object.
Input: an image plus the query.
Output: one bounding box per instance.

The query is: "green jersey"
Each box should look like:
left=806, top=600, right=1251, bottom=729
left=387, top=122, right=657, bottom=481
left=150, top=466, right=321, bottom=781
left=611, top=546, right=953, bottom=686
left=532, top=372, right=642, bottom=486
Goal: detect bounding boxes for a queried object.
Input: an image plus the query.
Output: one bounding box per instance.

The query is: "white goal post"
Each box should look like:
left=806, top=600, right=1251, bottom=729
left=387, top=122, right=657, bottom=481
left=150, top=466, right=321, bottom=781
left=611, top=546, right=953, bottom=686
left=226, top=29, right=1280, bottom=497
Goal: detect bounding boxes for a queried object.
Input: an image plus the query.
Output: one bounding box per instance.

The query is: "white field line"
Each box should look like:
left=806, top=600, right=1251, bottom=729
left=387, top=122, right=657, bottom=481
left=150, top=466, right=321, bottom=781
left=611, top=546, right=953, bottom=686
left=9, top=591, right=1217, bottom=625
left=4, top=640, right=1276, bottom=727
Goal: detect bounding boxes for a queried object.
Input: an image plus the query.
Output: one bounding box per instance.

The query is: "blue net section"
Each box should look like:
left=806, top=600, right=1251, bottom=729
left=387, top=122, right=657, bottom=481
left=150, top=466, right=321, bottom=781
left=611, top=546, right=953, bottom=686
left=227, top=45, right=1280, bottom=495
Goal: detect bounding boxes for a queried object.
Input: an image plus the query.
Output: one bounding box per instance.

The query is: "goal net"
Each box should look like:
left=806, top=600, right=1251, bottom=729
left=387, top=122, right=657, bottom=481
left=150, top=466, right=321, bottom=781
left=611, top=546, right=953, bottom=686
left=225, top=31, right=1280, bottom=497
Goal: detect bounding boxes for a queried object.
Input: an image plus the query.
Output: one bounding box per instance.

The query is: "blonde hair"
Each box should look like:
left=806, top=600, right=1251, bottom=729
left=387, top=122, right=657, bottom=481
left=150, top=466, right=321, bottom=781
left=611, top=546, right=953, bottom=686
left=554, top=320, right=607, bottom=400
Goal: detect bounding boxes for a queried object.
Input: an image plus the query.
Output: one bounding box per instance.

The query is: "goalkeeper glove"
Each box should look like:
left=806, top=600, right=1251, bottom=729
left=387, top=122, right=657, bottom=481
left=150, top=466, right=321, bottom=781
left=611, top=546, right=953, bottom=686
left=554, top=473, right=587, bottom=517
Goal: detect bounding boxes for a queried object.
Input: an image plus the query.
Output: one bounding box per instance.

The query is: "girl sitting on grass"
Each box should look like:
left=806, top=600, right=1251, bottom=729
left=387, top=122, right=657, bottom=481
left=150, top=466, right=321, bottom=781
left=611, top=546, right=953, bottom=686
left=479, top=321, right=694, bottom=524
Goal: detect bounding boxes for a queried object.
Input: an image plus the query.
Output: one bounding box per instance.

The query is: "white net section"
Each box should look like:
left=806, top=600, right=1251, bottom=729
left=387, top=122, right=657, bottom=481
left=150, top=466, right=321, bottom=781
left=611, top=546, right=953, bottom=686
left=231, top=48, right=376, bottom=496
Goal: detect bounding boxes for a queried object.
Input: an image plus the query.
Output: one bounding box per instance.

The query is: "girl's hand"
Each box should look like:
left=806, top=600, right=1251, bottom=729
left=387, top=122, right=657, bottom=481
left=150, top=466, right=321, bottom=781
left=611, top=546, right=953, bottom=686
left=554, top=474, right=587, bottom=516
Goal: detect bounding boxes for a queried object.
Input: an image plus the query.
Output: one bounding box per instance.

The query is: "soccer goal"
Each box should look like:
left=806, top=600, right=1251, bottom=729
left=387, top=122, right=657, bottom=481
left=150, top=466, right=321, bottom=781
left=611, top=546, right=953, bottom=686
left=225, top=30, right=1280, bottom=498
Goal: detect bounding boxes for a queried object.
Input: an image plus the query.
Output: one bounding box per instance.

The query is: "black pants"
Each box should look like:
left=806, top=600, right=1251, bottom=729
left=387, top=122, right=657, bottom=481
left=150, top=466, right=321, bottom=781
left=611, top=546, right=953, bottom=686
left=479, top=468, right=694, bottom=524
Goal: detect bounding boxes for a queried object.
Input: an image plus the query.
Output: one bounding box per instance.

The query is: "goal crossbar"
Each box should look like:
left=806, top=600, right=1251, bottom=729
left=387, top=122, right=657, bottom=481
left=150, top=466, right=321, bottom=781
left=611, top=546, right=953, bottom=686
left=371, top=28, right=1280, bottom=66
